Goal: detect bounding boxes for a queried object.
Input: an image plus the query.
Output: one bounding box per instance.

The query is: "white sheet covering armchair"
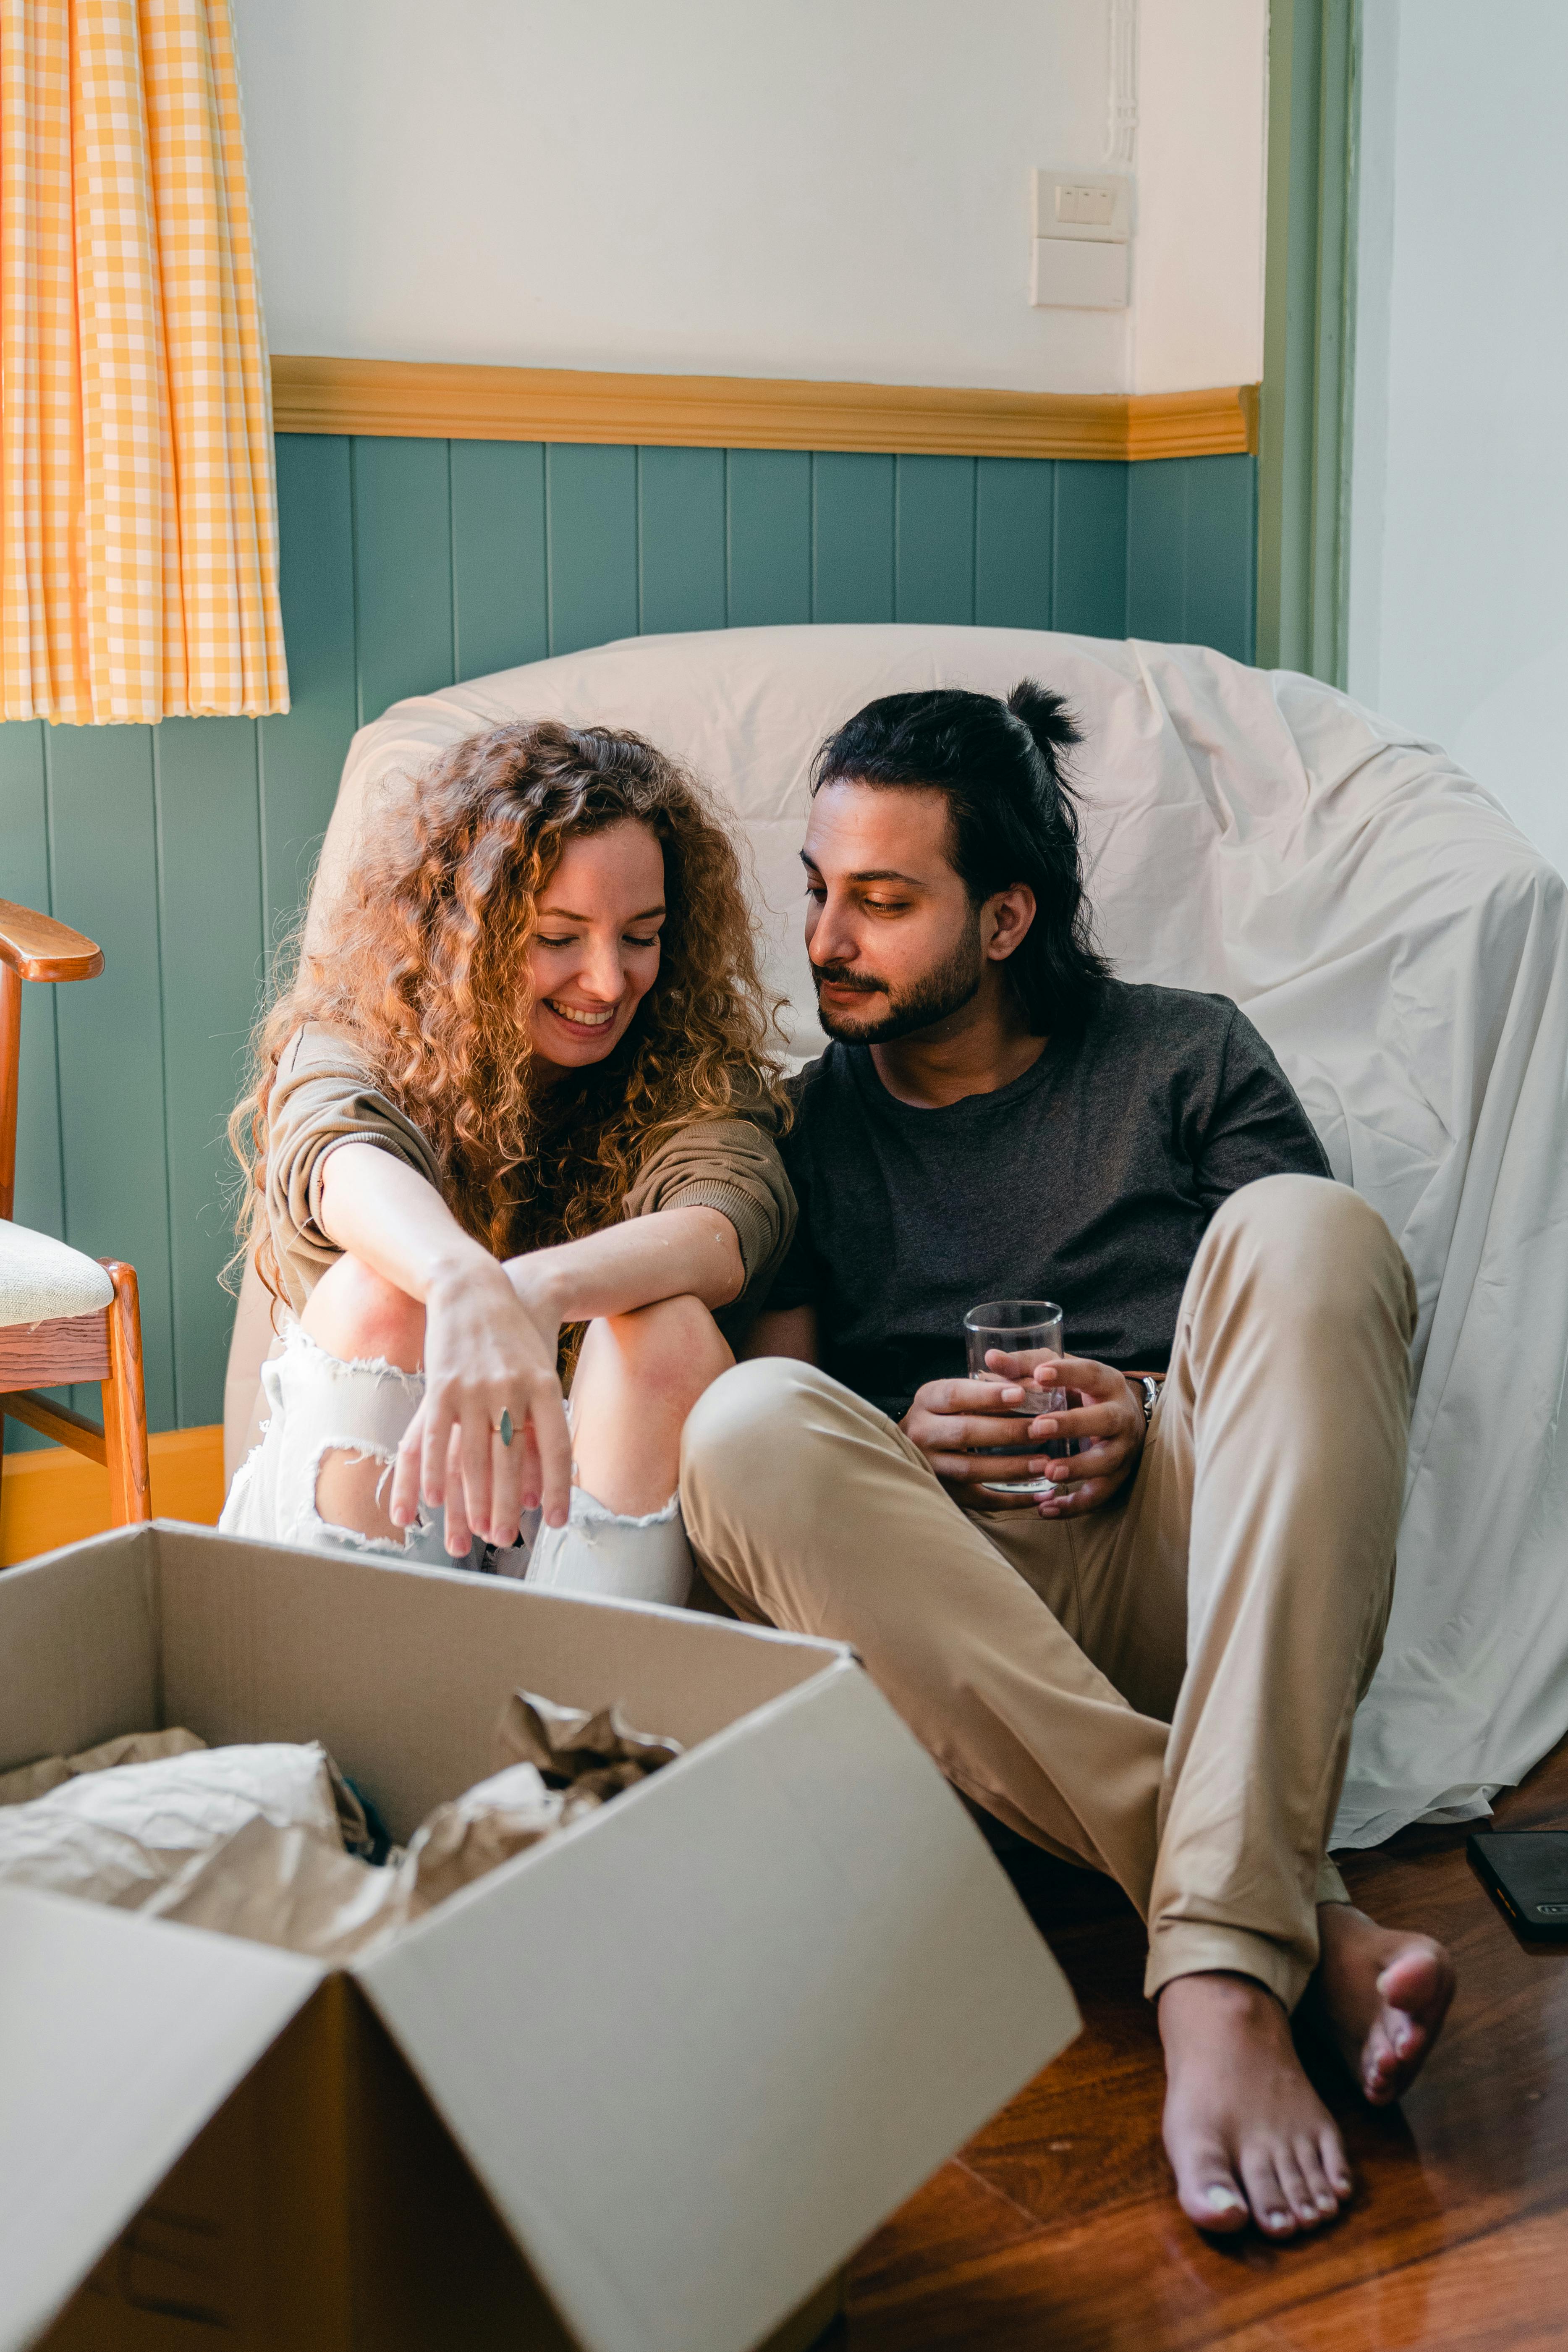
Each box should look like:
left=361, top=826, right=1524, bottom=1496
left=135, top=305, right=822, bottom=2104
left=225, top=623, right=1568, bottom=1847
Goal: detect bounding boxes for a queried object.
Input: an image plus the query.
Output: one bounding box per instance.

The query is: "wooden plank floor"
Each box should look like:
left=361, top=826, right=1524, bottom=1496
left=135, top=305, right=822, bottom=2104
left=842, top=1739, right=1568, bottom=2349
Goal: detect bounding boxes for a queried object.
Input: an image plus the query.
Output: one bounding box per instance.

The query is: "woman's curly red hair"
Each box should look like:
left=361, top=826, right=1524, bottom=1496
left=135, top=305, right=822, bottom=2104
left=232, top=718, right=788, bottom=1306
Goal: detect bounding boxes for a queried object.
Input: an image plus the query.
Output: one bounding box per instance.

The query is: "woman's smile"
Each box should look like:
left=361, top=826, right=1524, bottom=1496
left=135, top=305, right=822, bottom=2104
left=545, top=997, right=617, bottom=1030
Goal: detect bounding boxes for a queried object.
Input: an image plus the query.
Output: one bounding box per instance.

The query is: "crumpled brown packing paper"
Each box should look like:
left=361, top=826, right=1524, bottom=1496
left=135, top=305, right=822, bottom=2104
left=143, top=1815, right=414, bottom=1962
left=0, top=1742, right=367, bottom=1910
left=0, top=1726, right=207, bottom=1808
left=496, top=1688, right=683, bottom=1796
left=3, top=1691, right=681, bottom=1960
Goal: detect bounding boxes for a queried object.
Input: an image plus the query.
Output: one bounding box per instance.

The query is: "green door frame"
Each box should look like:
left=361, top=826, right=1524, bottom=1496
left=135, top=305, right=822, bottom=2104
left=1256, top=0, right=1360, bottom=680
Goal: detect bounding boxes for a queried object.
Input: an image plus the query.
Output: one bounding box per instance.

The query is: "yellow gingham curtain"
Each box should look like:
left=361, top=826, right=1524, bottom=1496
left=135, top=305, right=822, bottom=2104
left=0, top=1, right=287, bottom=723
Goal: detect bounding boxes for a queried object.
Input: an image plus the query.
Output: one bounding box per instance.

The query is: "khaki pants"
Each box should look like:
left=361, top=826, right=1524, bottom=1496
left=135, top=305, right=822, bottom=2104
left=680, top=1174, right=1417, bottom=2011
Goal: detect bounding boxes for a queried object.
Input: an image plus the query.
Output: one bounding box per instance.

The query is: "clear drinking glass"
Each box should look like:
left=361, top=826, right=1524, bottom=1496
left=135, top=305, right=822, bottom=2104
left=962, top=1299, right=1068, bottom=1496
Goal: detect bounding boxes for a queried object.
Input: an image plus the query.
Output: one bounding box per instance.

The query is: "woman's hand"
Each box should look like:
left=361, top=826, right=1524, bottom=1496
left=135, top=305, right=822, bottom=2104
left=388, top=1255, right=571, bottom=1556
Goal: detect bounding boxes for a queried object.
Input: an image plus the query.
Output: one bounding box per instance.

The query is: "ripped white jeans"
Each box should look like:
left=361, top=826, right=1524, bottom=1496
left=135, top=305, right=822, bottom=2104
left=219, top=1323, right=694, bottom=1605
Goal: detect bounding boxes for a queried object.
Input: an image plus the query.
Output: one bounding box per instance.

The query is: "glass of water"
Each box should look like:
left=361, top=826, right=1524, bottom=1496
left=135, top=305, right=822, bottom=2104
left=962, top=1299, right=1068, bottom=1496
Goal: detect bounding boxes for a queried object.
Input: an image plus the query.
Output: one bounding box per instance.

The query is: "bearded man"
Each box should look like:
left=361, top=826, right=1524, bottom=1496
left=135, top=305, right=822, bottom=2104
left=679, top=681, right=1455, bottom=2241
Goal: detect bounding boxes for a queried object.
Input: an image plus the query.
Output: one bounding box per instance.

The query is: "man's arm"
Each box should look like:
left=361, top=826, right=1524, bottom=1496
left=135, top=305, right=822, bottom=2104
left=1194, top=1007, right=1332, bottom=1204
left=738, top=1304, right=819, bottom=1364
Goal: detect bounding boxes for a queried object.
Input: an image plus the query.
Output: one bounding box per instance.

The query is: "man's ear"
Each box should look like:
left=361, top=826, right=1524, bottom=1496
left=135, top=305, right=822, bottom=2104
left=983, top=884, right=1037, bottom=962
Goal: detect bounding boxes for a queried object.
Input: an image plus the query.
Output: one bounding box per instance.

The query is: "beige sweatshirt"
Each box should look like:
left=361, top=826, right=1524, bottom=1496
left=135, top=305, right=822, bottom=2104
left=261, top=1023, right=796, bottom=1336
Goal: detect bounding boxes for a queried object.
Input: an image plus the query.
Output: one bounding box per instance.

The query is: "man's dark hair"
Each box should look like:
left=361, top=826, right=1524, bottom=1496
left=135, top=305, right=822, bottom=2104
left=810, top=680, right=1111, bottom=1035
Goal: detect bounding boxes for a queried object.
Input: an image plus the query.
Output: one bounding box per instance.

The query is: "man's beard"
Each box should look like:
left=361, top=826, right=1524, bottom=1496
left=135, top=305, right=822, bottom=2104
left=811, top=914, right=985, bottom=1044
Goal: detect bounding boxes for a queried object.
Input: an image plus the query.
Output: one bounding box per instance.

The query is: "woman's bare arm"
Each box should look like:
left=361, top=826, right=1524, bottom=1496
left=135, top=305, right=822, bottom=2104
left=315, top=1144, right=571, bottom=1541
left=314, top=1143, right=746, bottom=1544
left=508, top=1207, right=743, bottom=1328
left=317, top=1146, right=743, bottom=1321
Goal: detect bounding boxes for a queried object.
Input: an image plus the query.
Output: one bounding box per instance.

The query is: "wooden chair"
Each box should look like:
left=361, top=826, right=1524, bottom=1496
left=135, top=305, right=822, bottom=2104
left=0, top=899, right=151, bottom=1529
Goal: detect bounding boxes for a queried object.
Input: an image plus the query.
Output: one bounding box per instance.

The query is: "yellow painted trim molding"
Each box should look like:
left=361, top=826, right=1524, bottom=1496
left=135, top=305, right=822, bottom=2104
left=0, top=1424, right=224, bottom=1566
left=271, top=356, right=1259, bottom=464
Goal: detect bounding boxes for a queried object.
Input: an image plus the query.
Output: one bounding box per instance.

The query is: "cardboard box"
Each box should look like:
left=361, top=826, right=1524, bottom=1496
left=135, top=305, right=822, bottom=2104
left=0, top=1523, right=1080, bottom=2352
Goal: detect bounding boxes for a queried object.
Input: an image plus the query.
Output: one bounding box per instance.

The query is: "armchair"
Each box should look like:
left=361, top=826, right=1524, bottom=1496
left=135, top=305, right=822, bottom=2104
left=0, top=900, right=150, bottom=1530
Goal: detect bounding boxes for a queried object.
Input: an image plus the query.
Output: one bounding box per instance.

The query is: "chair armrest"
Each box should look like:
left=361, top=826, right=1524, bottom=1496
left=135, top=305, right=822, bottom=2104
left=0, top=897, right=103, bottom=982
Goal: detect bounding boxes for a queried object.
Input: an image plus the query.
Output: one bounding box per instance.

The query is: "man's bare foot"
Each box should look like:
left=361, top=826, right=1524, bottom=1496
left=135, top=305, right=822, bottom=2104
left=1310, top=1901, right=1455, bottom=2106
left=1159, top=1972, right=1352, bottom=2237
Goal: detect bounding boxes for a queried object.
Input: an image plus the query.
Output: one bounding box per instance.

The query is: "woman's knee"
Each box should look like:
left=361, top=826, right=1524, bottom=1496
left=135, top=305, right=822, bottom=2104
left=583, top=1293, right=733, bottom=1409
left=314, top=1444, right=403, bottom=1544
left=299, top=1255, right=426, bottom=1375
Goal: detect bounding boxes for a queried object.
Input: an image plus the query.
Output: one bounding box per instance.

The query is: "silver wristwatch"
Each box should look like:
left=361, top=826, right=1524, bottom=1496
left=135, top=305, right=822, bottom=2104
left=1137, top=1375, right=1161, bottom=1425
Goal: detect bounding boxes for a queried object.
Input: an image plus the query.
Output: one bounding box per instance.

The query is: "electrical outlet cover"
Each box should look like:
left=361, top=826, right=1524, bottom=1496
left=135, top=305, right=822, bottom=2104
left=1030, top=238, right=1130, bottom=311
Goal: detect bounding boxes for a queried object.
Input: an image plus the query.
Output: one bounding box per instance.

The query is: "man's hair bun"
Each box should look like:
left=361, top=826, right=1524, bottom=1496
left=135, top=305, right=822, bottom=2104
left=1006, top=680, right=1080, bottom=781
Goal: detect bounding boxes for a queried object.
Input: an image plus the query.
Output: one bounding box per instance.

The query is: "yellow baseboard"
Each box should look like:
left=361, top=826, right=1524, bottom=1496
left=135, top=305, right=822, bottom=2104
left=0, top=1424, right=225, bottom=1567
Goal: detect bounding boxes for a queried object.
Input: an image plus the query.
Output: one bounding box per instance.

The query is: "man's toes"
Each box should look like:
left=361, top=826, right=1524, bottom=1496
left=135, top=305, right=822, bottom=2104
left=1193, top=2177, right=1251, bottom=2234
left=1170, top=2142, right=1250, bottom=2234
left=1361, top=2014, right=1402, bottom=2101
left=1319, top=2124, right=1353, bottom=2202
left=1273, top=2145, right=1327, bottom=2230
left=1363, top=1994, right=1439, bottom=2107
left=1294, top=2135, right=1343, bottom=2221
left=1238, top=2148, right=1298, bottom=2237
left=1382, top=1947, right=1457, bottom=2041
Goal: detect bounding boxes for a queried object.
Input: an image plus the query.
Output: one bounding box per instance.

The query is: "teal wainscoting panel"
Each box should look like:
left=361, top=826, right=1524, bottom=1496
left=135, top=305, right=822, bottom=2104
left=975, top=458, right=1056, bottom=631
left=0, top=720, right=64, bottom=1245
left=727, top=449, right=811, bottom=626
left=1126, top=456, right=1257, bottom=663
left=639, top=447, right=727, bottom=636
left=44, top=724, right=176, bottom=1435
left=259, top=434, right=356, bottom=949
left=1054, top=461, right=1129, bottom=641
left=812, top=453, right=895, bottom=623
left=452, top=440, right=548, bottom=681
left=1126, top=459, right=1191, bottom=644
left=894, top=456, right=976, bottom=625
left=1183, top=453, right=1257, bottom=666
left=353, top=435, right=455, bottom=726
left=0, top=721, right=68, bottom=1451
left=154, top=718, right=265, bottom=1430
left=546, top=443, right=639, bottom=657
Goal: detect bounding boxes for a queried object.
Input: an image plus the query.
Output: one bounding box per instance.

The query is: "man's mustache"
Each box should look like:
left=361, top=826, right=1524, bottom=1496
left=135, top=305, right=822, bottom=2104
left=811, top=961, right=888, bottom=996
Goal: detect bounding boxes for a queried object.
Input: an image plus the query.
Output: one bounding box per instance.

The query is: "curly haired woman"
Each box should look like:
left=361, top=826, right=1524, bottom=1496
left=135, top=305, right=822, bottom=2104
left=220, top=718, right=794, bottom=1602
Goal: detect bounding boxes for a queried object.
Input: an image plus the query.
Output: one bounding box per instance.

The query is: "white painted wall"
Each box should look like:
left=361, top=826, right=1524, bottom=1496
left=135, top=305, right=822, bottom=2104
left=232, top=0, right=1266, bottom=396
left=1348, top=0, right=1568, bottom=877
left=1131, top=0, right=1268, bottom=393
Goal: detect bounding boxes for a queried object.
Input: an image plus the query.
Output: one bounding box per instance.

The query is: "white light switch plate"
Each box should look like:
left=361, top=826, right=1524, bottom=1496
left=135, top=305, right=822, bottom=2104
left=1030, top=238, right=1130, bottom=310
left=1031, top=170, right=1131, bottom=244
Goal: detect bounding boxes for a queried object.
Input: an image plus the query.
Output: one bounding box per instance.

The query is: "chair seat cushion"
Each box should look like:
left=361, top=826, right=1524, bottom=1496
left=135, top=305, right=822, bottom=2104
left=0, top=1223, right=115, bottom=1328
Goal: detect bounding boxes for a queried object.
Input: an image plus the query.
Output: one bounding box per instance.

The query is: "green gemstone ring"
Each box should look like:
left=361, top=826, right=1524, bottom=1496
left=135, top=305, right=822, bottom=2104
left=496, top=1409, right=514, bottom=1448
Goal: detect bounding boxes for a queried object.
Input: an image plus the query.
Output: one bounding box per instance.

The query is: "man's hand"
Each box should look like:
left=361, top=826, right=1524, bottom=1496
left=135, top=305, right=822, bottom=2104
left=1015, top=1353, right=1147, bottom=1518
left=901, top=1376, right=1050, bottom=1503
left=901, top=1351, right=1148, bottom=1517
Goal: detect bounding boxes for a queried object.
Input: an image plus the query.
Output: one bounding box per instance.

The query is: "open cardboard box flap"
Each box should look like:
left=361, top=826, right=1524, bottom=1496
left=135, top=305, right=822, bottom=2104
left=0, top=1885, right=324, bottom=2352
left=354, top=1659, right=1070, bottom=2352
left=0, top=1525, right=1081, bottom=2352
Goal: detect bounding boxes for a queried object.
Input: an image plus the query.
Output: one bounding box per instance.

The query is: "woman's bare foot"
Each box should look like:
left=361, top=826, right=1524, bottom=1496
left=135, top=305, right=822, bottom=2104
left=1309, top=1901, right=1455, bottom=2106
left=1159, top=1972, right=1353, bottom=2237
